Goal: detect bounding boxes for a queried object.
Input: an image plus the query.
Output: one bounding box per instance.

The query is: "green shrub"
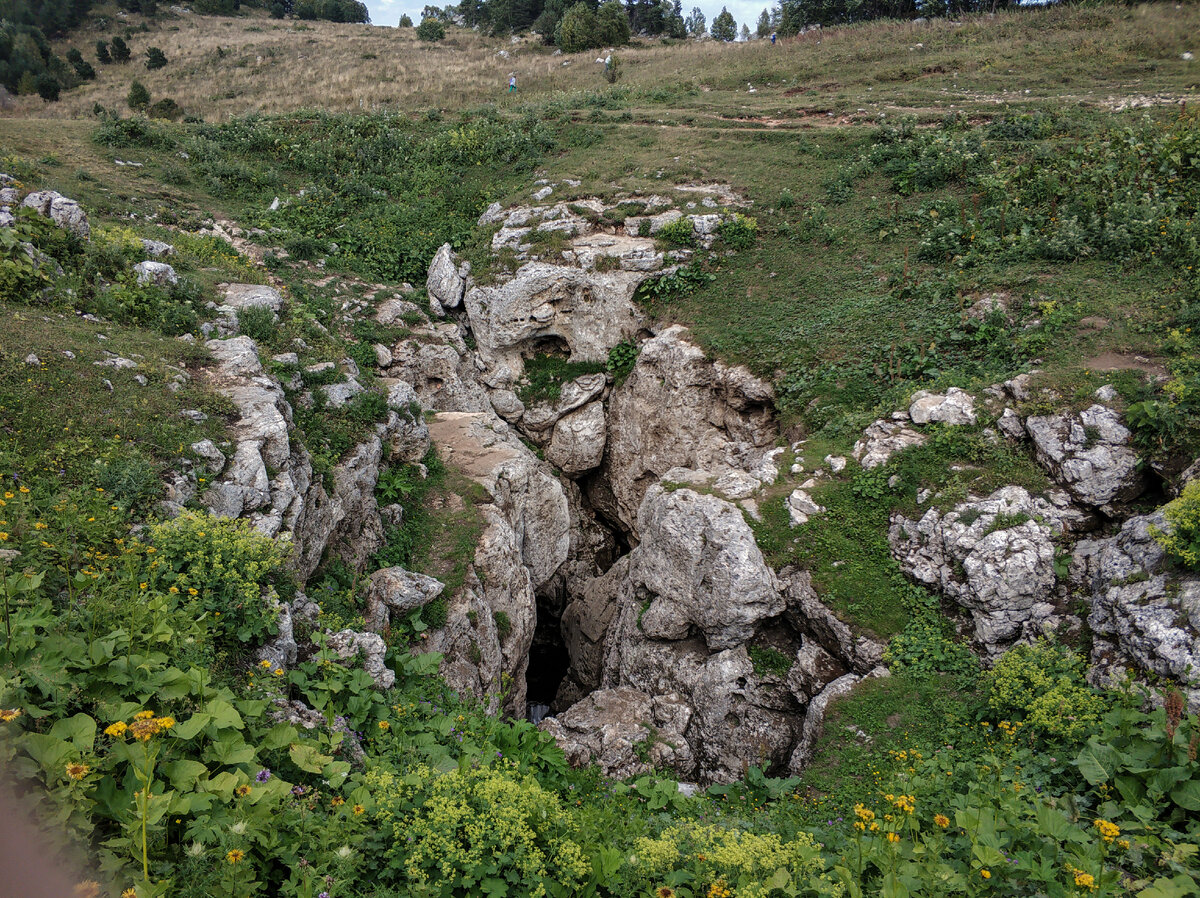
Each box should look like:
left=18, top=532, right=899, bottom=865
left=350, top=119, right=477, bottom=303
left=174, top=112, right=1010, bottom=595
left=606, top=340, right=638, bottom=384
left=237, top=305, right=277, bottom=344
left=986, top=639, right=1107, bottom=741
left=110, top=36, right=131, bottom=63
left=147, top=97, right=182, bottom=120
left=369, top=762, right=590, bottom=896
left=717, top=212, right=758, bottom=250
left=493, top=610, right=511, bottom=639
left=516, top=354, right=606, bottom=405
left=748, top=645, right=793, bottom=677
left=657, top=215, right=697, bottom=247
left=284, top=235, right=323, bottom=260
left=415, top=17, right=445, bottom=41
left=145, top=46, right=168, bottom=70
left=147, top=511, right=288, bottom=647
left=1153, top=480, right=1200, bottom=569
left=126, top=79, right=150, bottom=111
left=556, top=3, right=600, bottom=53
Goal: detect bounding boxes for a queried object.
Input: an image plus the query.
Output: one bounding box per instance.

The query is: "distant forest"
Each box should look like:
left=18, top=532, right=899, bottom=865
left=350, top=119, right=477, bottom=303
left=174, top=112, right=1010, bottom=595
left=0, top=0, right=369, bottom=101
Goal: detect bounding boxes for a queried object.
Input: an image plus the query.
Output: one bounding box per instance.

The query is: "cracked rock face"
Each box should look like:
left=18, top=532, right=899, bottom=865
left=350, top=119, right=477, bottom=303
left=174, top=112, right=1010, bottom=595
left=853, top=420, right=926, bottom=469
left=631, top=485, right=784, bottom=651
left=463, top=262, right=646, bottom=373
left=1087, top=512, right=1200, bottom=708
left=599, top=325, right=777, bottom=535
left=1025, top=405, right=1144, bottom=512
left=426, top=242, right=469, bottom=314
left=890, top=486, right=1071, bottom=656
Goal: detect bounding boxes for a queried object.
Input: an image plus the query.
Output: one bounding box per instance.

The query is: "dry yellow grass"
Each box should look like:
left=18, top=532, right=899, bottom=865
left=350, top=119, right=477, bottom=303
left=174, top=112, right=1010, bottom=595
left=5, top=2, right=1199, bottom=122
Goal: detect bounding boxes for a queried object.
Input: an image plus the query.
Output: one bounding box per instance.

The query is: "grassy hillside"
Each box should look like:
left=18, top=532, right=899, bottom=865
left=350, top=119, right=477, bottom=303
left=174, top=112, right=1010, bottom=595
left=2, top=4, right=1200, bottom=897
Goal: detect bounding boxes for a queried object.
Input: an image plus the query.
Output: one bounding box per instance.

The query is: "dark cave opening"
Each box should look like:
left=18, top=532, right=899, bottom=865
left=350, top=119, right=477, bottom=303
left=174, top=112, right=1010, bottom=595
left=525, top=609, right=571, bottom=723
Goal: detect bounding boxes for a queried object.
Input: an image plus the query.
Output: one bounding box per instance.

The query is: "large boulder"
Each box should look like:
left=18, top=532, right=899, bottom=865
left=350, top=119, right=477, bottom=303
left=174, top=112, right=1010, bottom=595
left=1025, top=405, right=1144, bottom=512
left=364, top=567, right=445, bottom=631
left=890, top=487, right=1077, bottom=656
left=540, top=687, right=694, bottom=780
left=630, top=485, right=784, bottom=651
left=546, top=402, right=607, bottom=474
left=853, top=419, right=926, bottom=469
left=426, top=243, right=469, bottom=314
left=908, top=387, right=976, bottom=425
left=21, top=190, right=90, bottom=239
left=1087, top=512, right=1200, bottom=708
left=599, top=326, right=777, bottom=534
left=462, top=262, right=646, bottom=373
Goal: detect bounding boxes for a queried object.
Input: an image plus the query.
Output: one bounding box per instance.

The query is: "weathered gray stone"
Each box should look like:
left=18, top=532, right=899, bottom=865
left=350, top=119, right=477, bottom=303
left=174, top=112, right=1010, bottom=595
left=364, top=567, right=445, bottom=631
left=21, top=190, right=90, bottom=239
left=546, top=402, right=607, bottom=474
left=134, top=260, right=178, bottom=287
left=1026, top=405, right=1143, bottom=511
left=909, top=387, right=977, bottom=425
left=853, top=420, right=926, bottom=469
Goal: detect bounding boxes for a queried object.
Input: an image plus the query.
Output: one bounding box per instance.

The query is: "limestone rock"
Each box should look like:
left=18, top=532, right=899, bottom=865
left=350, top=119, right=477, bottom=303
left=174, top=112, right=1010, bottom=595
left=909, top=387, right=976, bottom=425
left=632, top=485, right=784, bottom=651
left=890, top=486, right=1074, bottom=655
left=426, top=243, right=468, bottom=311
left=21, top=190, right=90, bottom=239
left=540, top=687, right=694, bottom=780
left=326, top=629, right=395, bottom=690
left=221, top=283, right=283, bottom=313
left=546, top=401, right=606, bottom=474
left=520, top=373, right=607, bottom=432
left=462, top=262, right=646, bottom=372
left=364, top=567, right=445, bottom=631
left=141, top=238, right=174, bottom=257
left=1087, top=512, right=1200, bottom=708
left=600, top=326, right=777, bottom=534
left=1026, top=405, right=1144, bottom=512
left=134, top=260, right=178, bottom=287
left=786, top=488, right=823, bottom=526
left=853, top=420, right=926, bottom=469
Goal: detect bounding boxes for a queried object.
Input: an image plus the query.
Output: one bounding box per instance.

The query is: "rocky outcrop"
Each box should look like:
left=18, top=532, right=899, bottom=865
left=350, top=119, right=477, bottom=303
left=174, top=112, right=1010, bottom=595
left=546, top=402, right=607, bottom=474
left=463, top=262, right=646, bottom=373
left=426, top=243, right=469, bottom=314
left=853, top=419, right=926, bottom=469
left=134, top=260, right=178, bottom=287
left=199, top=335, right=428, bottom=581
left=1087, top=512, right=1200, bottom=707
left=20, top=189, right=90, bottom=239
left=539, top=687, right=693, bottom=780
left=547, top=487, right=875, bottom=783
left=1025, top=405, right=1144, bottom=513
left=364, top=566, right=445, bottom=631
left=599, top=326, right=777, bottom=534
left=890, top=487, right=1085, bottom=656
left=629, top=485, right=784, bottom=650
left=909, top=387, right=976, bottom=426
left=419, top=411, right=572, bottom=714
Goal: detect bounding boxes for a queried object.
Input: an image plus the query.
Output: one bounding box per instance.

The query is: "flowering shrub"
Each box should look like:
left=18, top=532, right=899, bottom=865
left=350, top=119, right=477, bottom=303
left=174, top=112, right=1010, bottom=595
left=147, top=511, right=288, bottom=647
left=1153, top=480, right=1200, bottom=569
left=368, top=761, right=590, bottom=897
left=985, top=639, right=1107, bottom=740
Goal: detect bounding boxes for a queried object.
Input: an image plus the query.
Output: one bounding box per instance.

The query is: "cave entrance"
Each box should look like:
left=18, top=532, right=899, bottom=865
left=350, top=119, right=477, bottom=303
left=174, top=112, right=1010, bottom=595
left=525, top=602, right=570, bottom=723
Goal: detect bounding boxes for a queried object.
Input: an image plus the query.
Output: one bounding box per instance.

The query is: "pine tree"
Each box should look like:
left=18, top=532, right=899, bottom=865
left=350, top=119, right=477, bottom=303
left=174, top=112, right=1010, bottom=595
left=398, top=13, right=413, bottom=25
left=684, top=5, right=704, bottom=36
left=145, top=46, right=167, bottom=69
left=710, top=5, right=735, bottom=41
left=756, top=8, right=771, bottom=37
left=127, top=78, right=149, bottom=110
left=95, top=40, right=111, bottom=63
left=110, top=36, right=131, bottom=63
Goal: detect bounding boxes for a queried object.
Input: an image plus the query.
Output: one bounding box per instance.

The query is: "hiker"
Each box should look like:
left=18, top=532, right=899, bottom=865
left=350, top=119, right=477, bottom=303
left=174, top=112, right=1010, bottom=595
left=508, top=73, right=516, bottom=92
left=770, top=31, right=776, bottom=45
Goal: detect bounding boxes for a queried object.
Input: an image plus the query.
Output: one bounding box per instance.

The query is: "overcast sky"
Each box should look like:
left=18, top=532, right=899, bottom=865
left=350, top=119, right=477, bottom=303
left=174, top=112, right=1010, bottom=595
left=363, top=0, right=776, bottom=35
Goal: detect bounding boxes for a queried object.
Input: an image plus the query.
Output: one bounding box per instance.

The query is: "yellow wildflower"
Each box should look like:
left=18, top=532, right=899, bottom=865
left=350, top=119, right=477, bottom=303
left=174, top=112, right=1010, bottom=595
left=886, top=832, right=900, bottom=843
left=134, top=710, right=155, bottom=720
left=934, top=814, right=950, bottom=828
left=122, top=889, right=138, bottom=898
left=980, top=869, right=991, bottom=880
left=226, top=849, right=245, bottom=864
left=0, top=708, right=22, bottom=722
left=353, top=804, right=365, bottom=815
left=1094, top=819, right=1120, bottom=843
left=104, top=721, right=128, bottom=738
left=235, top=784, right=252, bottom=797
left=73, top=882, right=101, bottom=898
left=66, top=762, right=91, bottom=781
left=260, top=659, right=273, bottom=669
left=378, top=720, right=390, bottom=731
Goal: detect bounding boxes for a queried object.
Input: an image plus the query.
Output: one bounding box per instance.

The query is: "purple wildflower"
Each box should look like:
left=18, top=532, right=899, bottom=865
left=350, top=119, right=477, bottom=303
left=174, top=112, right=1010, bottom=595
left=319, top=893, right=330, bottom=898
left=256, top=768, right=272, bottom=782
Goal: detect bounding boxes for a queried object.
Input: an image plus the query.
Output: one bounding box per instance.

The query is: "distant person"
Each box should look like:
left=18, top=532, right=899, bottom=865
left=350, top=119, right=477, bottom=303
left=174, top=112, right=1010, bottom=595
left=770, top=31, right=776, bottom=45
left=509, top=74, right=517, bottom=92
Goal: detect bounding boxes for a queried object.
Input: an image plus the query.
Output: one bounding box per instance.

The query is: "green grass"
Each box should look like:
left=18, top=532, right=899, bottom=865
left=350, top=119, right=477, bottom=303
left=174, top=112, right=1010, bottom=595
left=793, top=671, right=981, bottom=815
left=0, top=302, right=227, bottom=501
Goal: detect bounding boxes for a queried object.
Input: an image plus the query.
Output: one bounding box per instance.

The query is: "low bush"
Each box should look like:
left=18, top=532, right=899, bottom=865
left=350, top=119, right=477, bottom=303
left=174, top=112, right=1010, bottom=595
left=986, top=639, right=1107, bottom=741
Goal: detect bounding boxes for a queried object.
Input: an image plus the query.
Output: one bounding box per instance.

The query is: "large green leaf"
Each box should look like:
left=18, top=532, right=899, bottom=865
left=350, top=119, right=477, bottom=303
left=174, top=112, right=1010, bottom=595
left=50, top=713, right=96, bottom=751
left=289, top=742, right=333, bottom=774
left=1075, top=741, right=1122, bottom=785
left=1137, top=873, right=1200, bottom=898
left=1169, top=777, right=1200, bottom=811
